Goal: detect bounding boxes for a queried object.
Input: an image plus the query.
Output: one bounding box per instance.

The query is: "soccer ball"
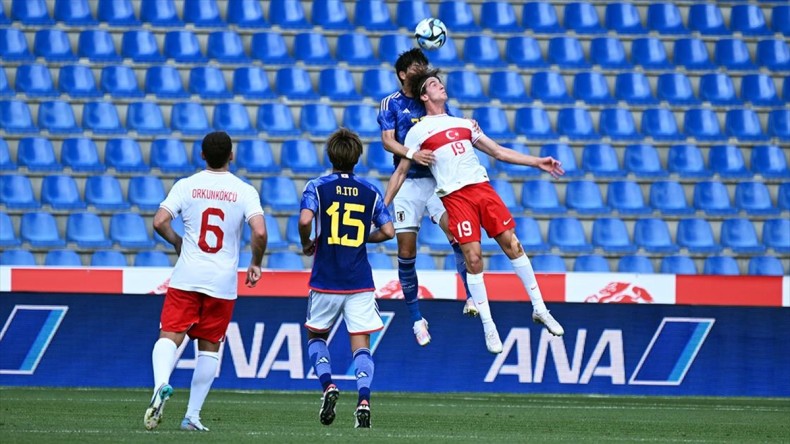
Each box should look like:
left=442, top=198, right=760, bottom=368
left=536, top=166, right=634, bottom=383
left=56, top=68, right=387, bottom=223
left=415, top=18, right=447, bottom=51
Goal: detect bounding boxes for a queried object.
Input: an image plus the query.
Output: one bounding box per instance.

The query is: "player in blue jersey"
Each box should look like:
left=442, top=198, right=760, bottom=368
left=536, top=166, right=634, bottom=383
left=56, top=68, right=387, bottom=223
left=299, top=128, right=395, bottom=429
left=378, top=48, right=476, bottom=347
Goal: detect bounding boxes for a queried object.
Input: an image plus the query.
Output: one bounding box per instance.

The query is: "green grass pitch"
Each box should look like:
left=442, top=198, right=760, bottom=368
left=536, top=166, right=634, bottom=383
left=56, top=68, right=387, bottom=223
left=1, top=387, right=788, bottom=443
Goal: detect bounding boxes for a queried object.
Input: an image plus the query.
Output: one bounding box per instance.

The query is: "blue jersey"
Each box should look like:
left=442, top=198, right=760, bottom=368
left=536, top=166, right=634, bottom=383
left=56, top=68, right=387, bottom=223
left=300, top=172, right=392, bottom=293
left=377, top=90, right=450, bottom=179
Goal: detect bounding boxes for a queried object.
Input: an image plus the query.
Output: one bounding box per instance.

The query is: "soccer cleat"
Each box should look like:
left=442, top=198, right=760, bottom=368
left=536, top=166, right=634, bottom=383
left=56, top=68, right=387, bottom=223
left=354, top=401, right=371, bottom=428
left=462, top=298, right=479, bottom=317
left=180, top=417, right=210, bottom=431
left=412, top=318, right=431, bottom=346
left=532, top=310, right=565, bottom=336
left=143, top=383, right=173, bottom=431
left=485, top=329, right=503, bottom=354
left=319, top=384, right=340, bottom=425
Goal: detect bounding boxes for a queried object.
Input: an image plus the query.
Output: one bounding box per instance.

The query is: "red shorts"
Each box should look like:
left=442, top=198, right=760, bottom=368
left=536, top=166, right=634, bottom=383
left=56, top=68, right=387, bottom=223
left=160, top=287, right=236, bottom=343
left=440, top=182, right=516, bottom=244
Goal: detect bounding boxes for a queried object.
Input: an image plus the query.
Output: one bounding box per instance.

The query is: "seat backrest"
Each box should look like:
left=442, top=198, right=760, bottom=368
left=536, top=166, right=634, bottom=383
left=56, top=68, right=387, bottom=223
left=489, top=70, right=528, bottom=104
left=312, top=0, right=353, bottom=30
left=140, top=0, right=182, bottom=26
left=677, top=218, right=720, bottom=253
left=660, top=256, right=697, bottom=275
left=122, top=29, right=164, bottom=62
left=293, top=32, right=332, bottom=65
left=110, top=212, right=154, bottom=247
left=647, top=3, right=686, bottom=35
left=227, top=0, right=267, bottom=28
left=607, top=180, right=649, bottom=213
left=101, top=65, right=143, bottom=98
left=342, top=104, right=379, bottom=138
left=590, top=36, right=629, bottom=68
left=674, top=38, right=713, bottom=69
left=189, top=66, right=231, bottom=98
left=600, top=108, right=639, bottom=140
left=721, top=218, right=762, bottom=252
left=0, top=174, right=39, bottom=209
left=78, top=29, right=120, bottom=61
left=472, top=106, right=513, bottom=139
left=650, top=180, right=693, bottom=214
left=233, top=66, right=275, bottom=99
left=463, top=35, right=504, bottom=67
left=656, top=72, right=697, bottom=105
left=59, top=64, right=101, bottom=98
left=667, top=144, right=709, bottom=177
left=0, top=100, right=37, bottom=133
left=709, top=144, right=749, bottom=178
left=66, top=212, right=109, bottom=245
left=425, top=39, right=463, bottom=68
left=574, top=254, right=610, bottom=272
left=573, top=71, right=614, bottom=105
left=564, top=1, right=604, bottom=34
left=98, top=0, right=138, bottom=25
left=128, top=176, right=166, bottom=210
left=269, top=0, right=311, bottom=29
left=85, top=175, right=129, bottom=210
left=354, top=0, right=396, bottom=30
left=565, top=180, right=606, bottom=214
left=281, top=139, right=323, bottom=173
left=556, top=107, right=597, bottom=140
left=684, top=108, right=724, bottom=141
left=641, top=107, right=682, bottom=141
left=756, top=39, right=790, bottom=71
left=515, top=107, right=556, bottom=138
left=541, top=143, right=580, bottom=175
left=236, top=139, right=277, bottom=173
left=34, top=29, right=75, bottom=61
left=150, top=138, right=191, bottom=173
left=21, top=211, right=64, bottom=246
left=213, top=103, right=255, bottom=135
left=748, top=256, right=784, bottom=276
left=741, top=74, right=780, bottom=106
left=531, top=254, right=567, bottom=272
left=207, top=31, right=248, bottom=62
left=730, top=4, right=770, bottom=36
left=523, top=1, right=563, bottom=33
left=688, top=4, right=728, bottom=35
left=91, top=250, right=127, bottom=267
left=319, top=67, right=360, bottom=100
left=183, top=0, right=222, bottom=27
left=481, top=1, right=521, bottom=32
left=702, top=256, right=740, bottom=276
left=446, top=70, right=487, bottom=102
left=438, top=0, right=479, bottom=32
left=267, top=251, right=304, bottom=270
left=751, top=144, right=789, bottom=178
left=763, top=218, right=790, bottom=251
left=521, top=180, right=564, bottom=213
left=164, top=30, right=206, bottom=62
left=0, top=28, right=33, bottom=60
left=624, top=144, right=665, bottom=177
left=299, top=103, right=338, bottom=136
left=261, top=176, right=300, bottom=212
left=336, top=33, right=377, bottom=66
left=505, top=36, right=547, bottom=68
left=725, top=109, right=766, bottom=141
left=38, top=100, right=80, bottom=134
left=134, top=251, right=171, bottom=267
left=634, top=218, right=676, bottom=253
left=396, top=0, right=431, bottom=29
left=531, top=71, right=572, bottom=104
left=250, top=32, right=293, bottom=64
left=631, top=37, right=671, bottom=68
left=55, top=0, right=95, bottom=26
left=41, top=174, right=84, bottom=209
left=693, top=180, right=735, bottom=214
left=275, top=67, right=318, bottom=100
left=699, top=73, right=739, bottom=105
left=83, top=101, right=125, bottom=134
left=616, top=72, right=657, bottom=104
left=547, top=36, right=588, bottom=68
left=18, top=137, right=60, bottom=171
left=714, top=39, right=755, bottom=70
left=592, top=217, right=634, bottom=251
left=618, top=255, right=654, bottom=273
left=45, top=249, right=82, bottom=266
left=605, top=2, right=646, bottom=34
left=582, top=143, right=624, bottom=177
left=0, top=249, right=36, bottom=265
left=127, top=102, right=168, bottom=135
left=171, top=102, right=210, bottom=135
left=16, top=63, right=56, bottom=97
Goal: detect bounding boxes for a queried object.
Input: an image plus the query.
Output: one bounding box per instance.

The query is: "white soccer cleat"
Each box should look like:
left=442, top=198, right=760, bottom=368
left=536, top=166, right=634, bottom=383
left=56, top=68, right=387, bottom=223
left=144, top=383, right=173, bottom=431
left=319, top=384, right=340, bottom=426
left=485, top=329, right=503, bottom=354
left=462, top=299, right=479, bottom=317
left=354, top=401, right=371, bottom=428
left=532, top=310, right=565, bottom=336
left=413, top=318, right=431, bottom=346
left=181, top=417, right=210, bottom=431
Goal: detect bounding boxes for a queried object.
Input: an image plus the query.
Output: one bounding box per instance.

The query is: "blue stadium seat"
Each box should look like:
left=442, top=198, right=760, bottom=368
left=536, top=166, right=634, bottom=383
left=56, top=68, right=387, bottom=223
left=674, top=38, right=715, bottom=70
left=0, top=249, right=36, bottom=265
left=336, top=33, right=378, bottom=67
left=42, top=174, right=85, bottom=210
left=624, top=144, right=667, bottom=178
left=556, top=107, right=597, bottom=140
left=721, top=218, right=765, bottom=254
left=605, top=3, right=646, bottom=34
left=714, top=39, right=756, bottom=71
left=531, top=71, right=572, bottom=104
left=748, top=256, right=784, bottom=276
left=655, top=74, right=697, bottom=107
left=490, top=179, right=521, bottom=213
left=150, top=138, right=191, bottom=174
left=250, top=32, right=293, bottom=64
left=127, top=102, right=168, bottom=135
left=281, top=139, right=324, bottom=174
left=660, top=256, right=697, bottom=275
left=0, top=212, right=20, bottom=247
left=741, top=74, right=782, bottom=106
left=684, top=108, right=725, bottom=141
left=269, top=0, right=311, bottom=29
left=763, top=219, right=790, bottom=253
left=227, top=0, right=267, bottom=28
left=416, top=216, right=451, bottom=252
left=354, top=0, right=396, bottom=30
left=91, top=250, right=127, bottom=267
left=702, top=256, right=739, bottom=276
left=426, top=39, right=464, bottom=68
left=319, top=68, right=360, bottom=101
left=21, top=211, right=65, bottom=247
left=140, top=0, right=182, bottom=26
left=85, top=175, right=129, bottom=210
left=213, top=102, right=255, bottom=136
left=641, top=108, right=682, bottom=141
left=774, top=5, right=790, bottom=35
left=0, top=100, right=36, bottom=133
left=82, top=101, right=124, bottom=135
left=44, top=250, right=81, bottom=266
left=566, top=180, right=608, bottom=214
left=367, top=141, right=392, bottom=173
left=170, top=102, right=209, bottom=136
left=647, top=3, right=687, bottom=35
left=12, top=0, right=53, bottom=24
left=34, top=30, right=76, bottom=61
left=694, top=181, right=736, bottom=215
left=0, top=28, right=34, bottom=61
left=16, top=64, right=57, bottom=97
left=678, top=218, right=722, bottom=254
left=154, top=216, right=184, bottom=246
left=0, top=68, right=12, bottom=97
left=78, top=30, right=120, bottom=61
left=618, top=255, right=654, bottom=273
left=650, top=181, right=694, bottom=215
left=757, top=39, right=790, bottom=71
left=59, top=64, right=101, bottom=98
left=523, top=2, right=563, bottom=33
left=464, top=35, right=505, bottom=67
left=309, top=0, right=351, bottom=30
left=593, top=217, right=636, bottom=253
left=530, top=254, right=567, bottom=273
left=564, top=2, right=605, bottom=34
left=164, top=31, right=206, bottom=62
left=275, top=67, right=319, bottom=100
left=100, top=65, right=143, bottom=98
left=207, top=31, right=248, bottom=62
left=300, top=103, right=338, bottom=137
left=632, top=38, right=672, bottom=69
left=445, top=71, right=487, bottom=103
left=128, top=176, right=165, bottom=211
left=377, top=34, right=411, bottom=65
left=607, top=180, right=651, bottom=214
left=18, top=137, right=60, bottom=172
left=255, top=214, right=285, bottom=251
left=635, top=218, right=678, bottom=254
left=294, top=32, right=333, bottom=65
left=600, top=108, right=640, bottom=140
left=54, top=0, right=95, bottom=24
left=548, top=217, right=592, bottom=253
left=0, top=139, right=13, bottom=171
left=38, top=100, right=80, bottom=134
left=688, top=4, right=728, bottom=35
left=396, top=0, right=431, bottom=29
left=189, top=66, right=231, bottom=99
left=726, top=109, right=767, bottom=142
left=505, top=36, right=547, bottom=68
left=574, top=254, right=610, bottom=272
left=236, top=140, right=278, bottom=173
left=710, top=144, right=750, bottom=178
left=541, top=143, right=581, bottom=177
left=488, top=71, right=529, bottom=104
left=438, top=0, right=479, bottom=32
left=547, top=37, right=589, bottom=68
left=574, top=71, right=615, bottom=105
left=513, top=216, right=549, bottom=253
left=416, top=255, right=437, bottom=270
left=473, top=106, right=515, bottom=139
left=267, top=251, right=304, bottom=270
left=343, top=104, right=379, bottom=138
left=256, top=103, right=299, bottom=137
left=110, top=213, right=155, bottom=248
left=369, top=252, right=393, bottom=269
left=582, top=143, right=625, bottom=178
left=751, top=145, right=789, bottom=179
left=731, top=4, right=771, bottom=36
left=481, top=1, right=521, bottom=32
left=667, top=144, right=710, bottom=178
left=284, top=214, right=302, bottom=246
left=98, top=0, right=138, bottom=25
left=768, top=110, right=790, bottom=141
left=183, top=0, right=222, bottom=27
left=590, top=37, right=630, bottom=69
left=66, top=212, right=111, bottom=248
left=0, top=0, right=9, bottom=22
left=134, top=251, right=171, bottom=267
left=105, top=138, right=149, bottom=173
left=521, top=180, right=565, bottom=214
left=121, top=30, right=164, bottom=62
left=361, top=69, right=398, bottom=101
left=616, top=72, right=658, bottom=105
left=233, top=66, right=275, bottom=99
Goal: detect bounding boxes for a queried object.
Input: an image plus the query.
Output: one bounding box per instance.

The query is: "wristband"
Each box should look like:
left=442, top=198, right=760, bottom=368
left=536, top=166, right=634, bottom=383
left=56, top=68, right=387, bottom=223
left=405, top=149, right=417, bottom=160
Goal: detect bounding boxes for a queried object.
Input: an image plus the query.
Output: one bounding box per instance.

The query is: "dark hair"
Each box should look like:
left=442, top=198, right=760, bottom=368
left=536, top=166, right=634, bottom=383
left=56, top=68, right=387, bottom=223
left=408, top=67, right=442, bottom=103
left=326, top=128, right=363, bottom=172
left=394, top=48, right=429, bottom=85
left=201, top=131, right=232, bottom=169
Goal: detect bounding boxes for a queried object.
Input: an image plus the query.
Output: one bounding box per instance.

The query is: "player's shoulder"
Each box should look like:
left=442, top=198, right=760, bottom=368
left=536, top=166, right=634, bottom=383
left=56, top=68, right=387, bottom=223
left=379, top=90, right=403, bottom=109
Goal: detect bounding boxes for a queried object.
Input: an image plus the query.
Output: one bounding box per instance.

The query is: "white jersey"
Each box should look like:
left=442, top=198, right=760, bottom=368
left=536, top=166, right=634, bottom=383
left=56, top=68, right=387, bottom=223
left=160, top=170, right=263, bottom=300
left=403, top=114, right=489, bottom=197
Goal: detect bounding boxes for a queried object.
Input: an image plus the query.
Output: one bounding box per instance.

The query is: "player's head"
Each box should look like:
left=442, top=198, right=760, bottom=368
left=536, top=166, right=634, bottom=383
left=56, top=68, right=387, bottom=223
left=394, top=48, right=429, bottom=87
left=326, top=128, right=363, bottom=172
left=201, top=131, right=233, bottom=169
left=409, top=67, right=445, bottom=105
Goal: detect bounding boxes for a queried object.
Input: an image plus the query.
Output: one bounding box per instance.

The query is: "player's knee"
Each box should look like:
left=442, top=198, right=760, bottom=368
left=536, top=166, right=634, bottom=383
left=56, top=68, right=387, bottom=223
left=465, top=253, right=484, bottom=273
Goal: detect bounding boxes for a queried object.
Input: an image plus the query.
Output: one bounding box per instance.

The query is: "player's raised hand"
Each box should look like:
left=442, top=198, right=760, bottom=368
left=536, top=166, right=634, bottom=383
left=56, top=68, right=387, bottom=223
left=302, top=239, right=316, bottom=256
left=245, top=264, right=261, bottom=287
left=538, top=156, right=565, bottom=179
left=412, top=149, right=434, bottom=166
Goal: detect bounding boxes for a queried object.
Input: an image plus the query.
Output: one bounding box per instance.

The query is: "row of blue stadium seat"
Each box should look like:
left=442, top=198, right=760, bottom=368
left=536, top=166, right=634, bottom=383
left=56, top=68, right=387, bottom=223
left=3, top=0, right=788, bottom=37
left=3, top=26, right=788, bottom=72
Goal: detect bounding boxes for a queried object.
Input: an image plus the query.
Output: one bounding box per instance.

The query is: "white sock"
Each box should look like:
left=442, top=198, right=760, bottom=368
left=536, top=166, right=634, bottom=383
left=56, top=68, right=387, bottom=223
left=466, top=272, right=496, bottom=333
left=186, top=351, right=219, bottom=421
left=511, top=255, right=548, bottom=314
left=151, top=338, right=177, bottom=395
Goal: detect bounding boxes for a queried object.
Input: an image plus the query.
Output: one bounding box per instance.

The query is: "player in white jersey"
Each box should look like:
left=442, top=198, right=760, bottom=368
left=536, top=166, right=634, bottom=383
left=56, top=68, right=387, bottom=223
left=144, top=131, right=268, bottom=432
left=384, top=69, right=566, bottom=354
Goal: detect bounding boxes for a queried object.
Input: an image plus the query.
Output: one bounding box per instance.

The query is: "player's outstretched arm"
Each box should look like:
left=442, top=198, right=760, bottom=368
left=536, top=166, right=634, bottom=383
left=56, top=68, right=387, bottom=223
left=246, top=214, right=267, bottom=288
left=153, top=208, right=182, bottom=256
left=383, top=158, right=411, bottom=207
left=298, top=209, right=316, bottom=256
left=368, top=221, right=395, bottom=244
left=382, top=130, right=434, bottom=166
left=474, top=134, right=565, bottom=179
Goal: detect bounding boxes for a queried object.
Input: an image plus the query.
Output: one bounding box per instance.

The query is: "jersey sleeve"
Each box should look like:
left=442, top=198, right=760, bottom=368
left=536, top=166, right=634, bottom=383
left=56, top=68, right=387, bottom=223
left=300, top=180, right=319, bottom=214
left=403, top=126, right=420, bottom=151
left=376, top=95, right=397, bottom=131
left=159, top=179, right=184, bottom=217
left=371, top=191, right=392, bottom=228
left=243, top=184, right=264, bottom=222
left=466, top=118, right=484, bottom=144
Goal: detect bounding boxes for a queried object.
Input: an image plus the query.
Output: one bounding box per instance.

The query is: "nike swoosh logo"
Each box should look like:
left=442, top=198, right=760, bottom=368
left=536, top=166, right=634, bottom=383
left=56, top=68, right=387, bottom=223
left=503, top=218, right=512, bottom=225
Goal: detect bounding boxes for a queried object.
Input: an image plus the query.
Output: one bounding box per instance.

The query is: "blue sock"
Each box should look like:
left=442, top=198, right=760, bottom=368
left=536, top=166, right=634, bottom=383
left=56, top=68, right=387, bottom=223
left=308, top=338, right=333, bottom=390
left=451, top=242, right=472, bottom=301
left=398, top=256, right=422, bottom=323
left=353, top=348, right=374, bottom=404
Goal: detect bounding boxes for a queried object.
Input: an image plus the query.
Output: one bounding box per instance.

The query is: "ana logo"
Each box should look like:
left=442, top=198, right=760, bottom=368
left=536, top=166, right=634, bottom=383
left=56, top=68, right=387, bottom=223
left=0, top=305, right=68, bottom=375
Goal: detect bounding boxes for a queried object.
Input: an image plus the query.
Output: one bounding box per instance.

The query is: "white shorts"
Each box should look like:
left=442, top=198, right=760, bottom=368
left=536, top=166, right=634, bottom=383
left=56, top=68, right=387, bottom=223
left=393, top=177, right=447, bottom=233
left=305, top=290, right=383, bottom=335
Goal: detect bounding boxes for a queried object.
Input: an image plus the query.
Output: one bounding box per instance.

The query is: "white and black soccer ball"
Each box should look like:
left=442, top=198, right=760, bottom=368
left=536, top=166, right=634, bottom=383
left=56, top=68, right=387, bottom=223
left=414, top=18, right=448, bottom=51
